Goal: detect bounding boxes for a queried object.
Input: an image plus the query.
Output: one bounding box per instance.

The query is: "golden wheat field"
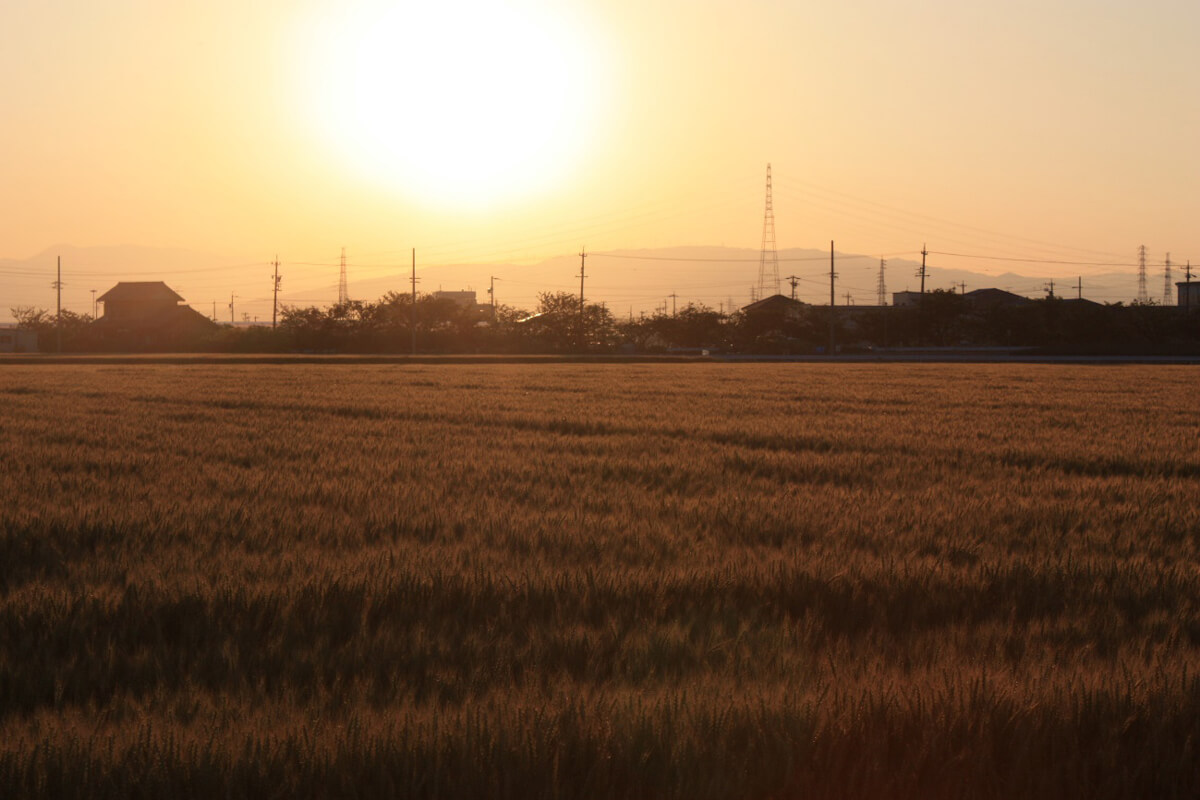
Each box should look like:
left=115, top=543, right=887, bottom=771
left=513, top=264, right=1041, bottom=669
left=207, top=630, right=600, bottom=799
left=1, top=362, right=1198, bottom=798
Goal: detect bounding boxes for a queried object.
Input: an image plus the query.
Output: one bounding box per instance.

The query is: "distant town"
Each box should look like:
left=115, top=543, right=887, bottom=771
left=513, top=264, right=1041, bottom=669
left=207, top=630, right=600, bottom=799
left=3, top=275, right=1198, bottom=356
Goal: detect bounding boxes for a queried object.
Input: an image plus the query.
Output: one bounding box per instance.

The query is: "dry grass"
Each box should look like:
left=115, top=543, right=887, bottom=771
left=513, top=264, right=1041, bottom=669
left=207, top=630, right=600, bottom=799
left=1, top=363, right=1199, bottom=798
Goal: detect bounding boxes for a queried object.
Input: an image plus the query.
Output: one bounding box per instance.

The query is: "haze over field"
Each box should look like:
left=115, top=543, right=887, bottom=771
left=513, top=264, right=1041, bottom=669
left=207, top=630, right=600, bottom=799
left=3, top=1, right=1197, bottom=319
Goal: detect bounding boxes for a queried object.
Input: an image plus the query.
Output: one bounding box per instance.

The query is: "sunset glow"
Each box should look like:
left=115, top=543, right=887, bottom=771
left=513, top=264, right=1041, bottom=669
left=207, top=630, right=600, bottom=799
left=297, top=0, right=607, bottom=208
left=1, top=1, right=1198, bottom=319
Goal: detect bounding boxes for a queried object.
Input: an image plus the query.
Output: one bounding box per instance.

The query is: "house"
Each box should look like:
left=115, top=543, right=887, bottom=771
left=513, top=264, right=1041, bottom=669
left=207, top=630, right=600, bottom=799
left=893, top=288, right=1033, bottom=309
left=94, top=281, right=216, bottom=348
left=962, top=288, right=1033, bottom=309
left=98, top=281, right=190, bottom=321
left=741, top=294, right=806, bottom=321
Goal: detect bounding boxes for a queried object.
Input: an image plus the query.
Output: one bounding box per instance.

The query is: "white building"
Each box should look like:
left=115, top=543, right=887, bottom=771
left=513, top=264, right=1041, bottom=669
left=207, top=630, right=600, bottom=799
left=0, top=325, right=38, bottom=353
left=433, top=290, right=478, bottom=310
left=1177, top=282, right=1200, bottom=309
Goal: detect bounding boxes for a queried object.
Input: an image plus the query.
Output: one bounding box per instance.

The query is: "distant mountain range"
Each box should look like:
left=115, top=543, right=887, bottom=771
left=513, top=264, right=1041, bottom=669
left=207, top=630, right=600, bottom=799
left=344, top=246, right=1148, bottom=316
left=1, top=244, right=1153, bottom=323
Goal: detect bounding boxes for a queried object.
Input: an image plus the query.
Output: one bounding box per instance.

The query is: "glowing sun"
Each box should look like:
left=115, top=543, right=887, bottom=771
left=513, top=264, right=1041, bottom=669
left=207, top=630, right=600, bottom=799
left=299, top=1, right=606, bottom=209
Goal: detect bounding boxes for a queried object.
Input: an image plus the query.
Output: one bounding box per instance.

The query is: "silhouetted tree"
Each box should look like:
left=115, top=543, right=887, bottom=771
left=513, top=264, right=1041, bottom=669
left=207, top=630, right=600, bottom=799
left=10, top=306, right=95, bottom=352
left=516, top=292, right=615, bottom=353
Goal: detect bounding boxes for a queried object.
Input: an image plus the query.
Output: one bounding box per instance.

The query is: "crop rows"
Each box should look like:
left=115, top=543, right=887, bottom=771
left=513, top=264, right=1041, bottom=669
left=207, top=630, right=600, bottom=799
left=1, top=363, right=1198, bottom=798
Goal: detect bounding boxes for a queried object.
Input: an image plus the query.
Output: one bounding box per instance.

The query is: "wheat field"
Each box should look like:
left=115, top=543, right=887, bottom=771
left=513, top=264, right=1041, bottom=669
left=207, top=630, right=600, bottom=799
left=1, top=362, right=1198, bottom=798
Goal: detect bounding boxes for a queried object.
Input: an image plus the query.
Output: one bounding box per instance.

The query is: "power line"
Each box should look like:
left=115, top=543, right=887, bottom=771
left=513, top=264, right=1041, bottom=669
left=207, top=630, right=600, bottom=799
left=929, top=250, right=1135, bottom=268
left=592, top=252, right=854, bottom=264
left=774, top=177, right=1133, bottom=263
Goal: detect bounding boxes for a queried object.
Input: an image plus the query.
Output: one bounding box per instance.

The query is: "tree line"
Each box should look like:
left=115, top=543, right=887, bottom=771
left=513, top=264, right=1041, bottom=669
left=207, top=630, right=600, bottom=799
left=10, top=289, right=1200, bottom=355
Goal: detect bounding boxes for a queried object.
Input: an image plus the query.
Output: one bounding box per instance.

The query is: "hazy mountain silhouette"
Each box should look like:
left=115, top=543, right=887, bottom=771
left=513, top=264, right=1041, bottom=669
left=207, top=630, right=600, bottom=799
left=3, top=243, right=1146, bottom=323
left=348, top=246, right=1144, bottom=313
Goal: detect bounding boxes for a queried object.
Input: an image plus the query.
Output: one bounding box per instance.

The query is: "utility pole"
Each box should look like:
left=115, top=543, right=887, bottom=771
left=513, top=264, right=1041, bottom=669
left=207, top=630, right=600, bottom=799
left=411, top=248, right=417, bottom=355
left=918, top=244, right=928, bottom=296
left=578, top=246, right=587, bottom=350
left=1076, top=276, right=1082, bottom=300
left=668, top=292, right=677, bottom=317
left=1185, top=261, right=1193, bottom=312
left=53, top=256, right=62, bottom=353
left=212, top=300, right=217, bottom=321
left=917, top=243, right=928, bottom=345
left=271, top=255, right=281, bottom=329
left=844, top=292, right=853, bottom=305
left=784, top=275, right=800, bottom=300
left=90, top=289, right=97, bottom=319
left=229, top=293, right=235, bottom=324
left=1045, top=280, right=1055, bottom=299
left=958, top=281, right=966, bottom=295
left=829, top=240, right=836, bottom=355
left=488, top=276, right=498, bottom=316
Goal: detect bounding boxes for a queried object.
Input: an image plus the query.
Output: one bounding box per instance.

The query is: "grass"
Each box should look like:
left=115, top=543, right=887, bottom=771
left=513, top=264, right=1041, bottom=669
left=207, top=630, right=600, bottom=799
left=1, top=363, right=1198, bottom=798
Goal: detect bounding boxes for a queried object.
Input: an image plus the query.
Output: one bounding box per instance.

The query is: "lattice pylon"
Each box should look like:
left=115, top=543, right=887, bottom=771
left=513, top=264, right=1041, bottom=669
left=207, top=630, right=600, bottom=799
left=338, top=247, right=349, bottom=306
left=1163, top=253, right=1173, bottom=305
left=1137, top=245, right=1148, bottom=304
left=757, top=164, right=780, bottom=299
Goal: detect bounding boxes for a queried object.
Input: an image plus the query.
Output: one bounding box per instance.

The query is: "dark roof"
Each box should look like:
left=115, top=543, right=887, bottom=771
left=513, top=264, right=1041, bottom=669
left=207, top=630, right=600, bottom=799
left=742, top=294, right=805, bottom=313
left=963, top=288, right=1033, bottom=307
left=92, top=303, right=216, bottom=331
left=97, top=281, right=186, bottom=304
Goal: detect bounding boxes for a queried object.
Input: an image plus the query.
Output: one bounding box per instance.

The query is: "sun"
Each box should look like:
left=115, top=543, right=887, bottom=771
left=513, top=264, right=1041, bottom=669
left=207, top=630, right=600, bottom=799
left=297, top=1, right=606, bottom=209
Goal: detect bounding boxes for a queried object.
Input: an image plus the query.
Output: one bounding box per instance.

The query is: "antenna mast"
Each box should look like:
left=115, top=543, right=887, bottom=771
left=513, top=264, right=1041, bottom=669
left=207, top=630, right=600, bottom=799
left=757, top=164, right=780, bottom=300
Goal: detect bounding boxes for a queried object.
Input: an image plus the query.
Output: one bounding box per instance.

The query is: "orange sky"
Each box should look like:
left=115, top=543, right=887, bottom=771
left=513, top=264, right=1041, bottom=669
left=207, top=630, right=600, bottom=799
left=3, top=0, right=1197, bottom=318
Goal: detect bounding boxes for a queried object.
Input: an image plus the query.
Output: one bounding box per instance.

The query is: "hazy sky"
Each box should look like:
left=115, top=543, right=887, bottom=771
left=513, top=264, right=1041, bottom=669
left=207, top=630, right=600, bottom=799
left=3, top=0, right=1197, bottom=315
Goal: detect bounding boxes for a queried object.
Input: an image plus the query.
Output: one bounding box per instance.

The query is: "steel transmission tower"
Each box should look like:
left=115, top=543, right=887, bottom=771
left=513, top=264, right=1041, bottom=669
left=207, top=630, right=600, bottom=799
left=338, top=247, right=349, bottom=306
left=1163, top=253, right=1173, bottom=305
left=1137, top=245, right=1148, bottom=303
left=757, top=164, right=780, bottom=299
left=877, top=258, right=887, bottom=306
